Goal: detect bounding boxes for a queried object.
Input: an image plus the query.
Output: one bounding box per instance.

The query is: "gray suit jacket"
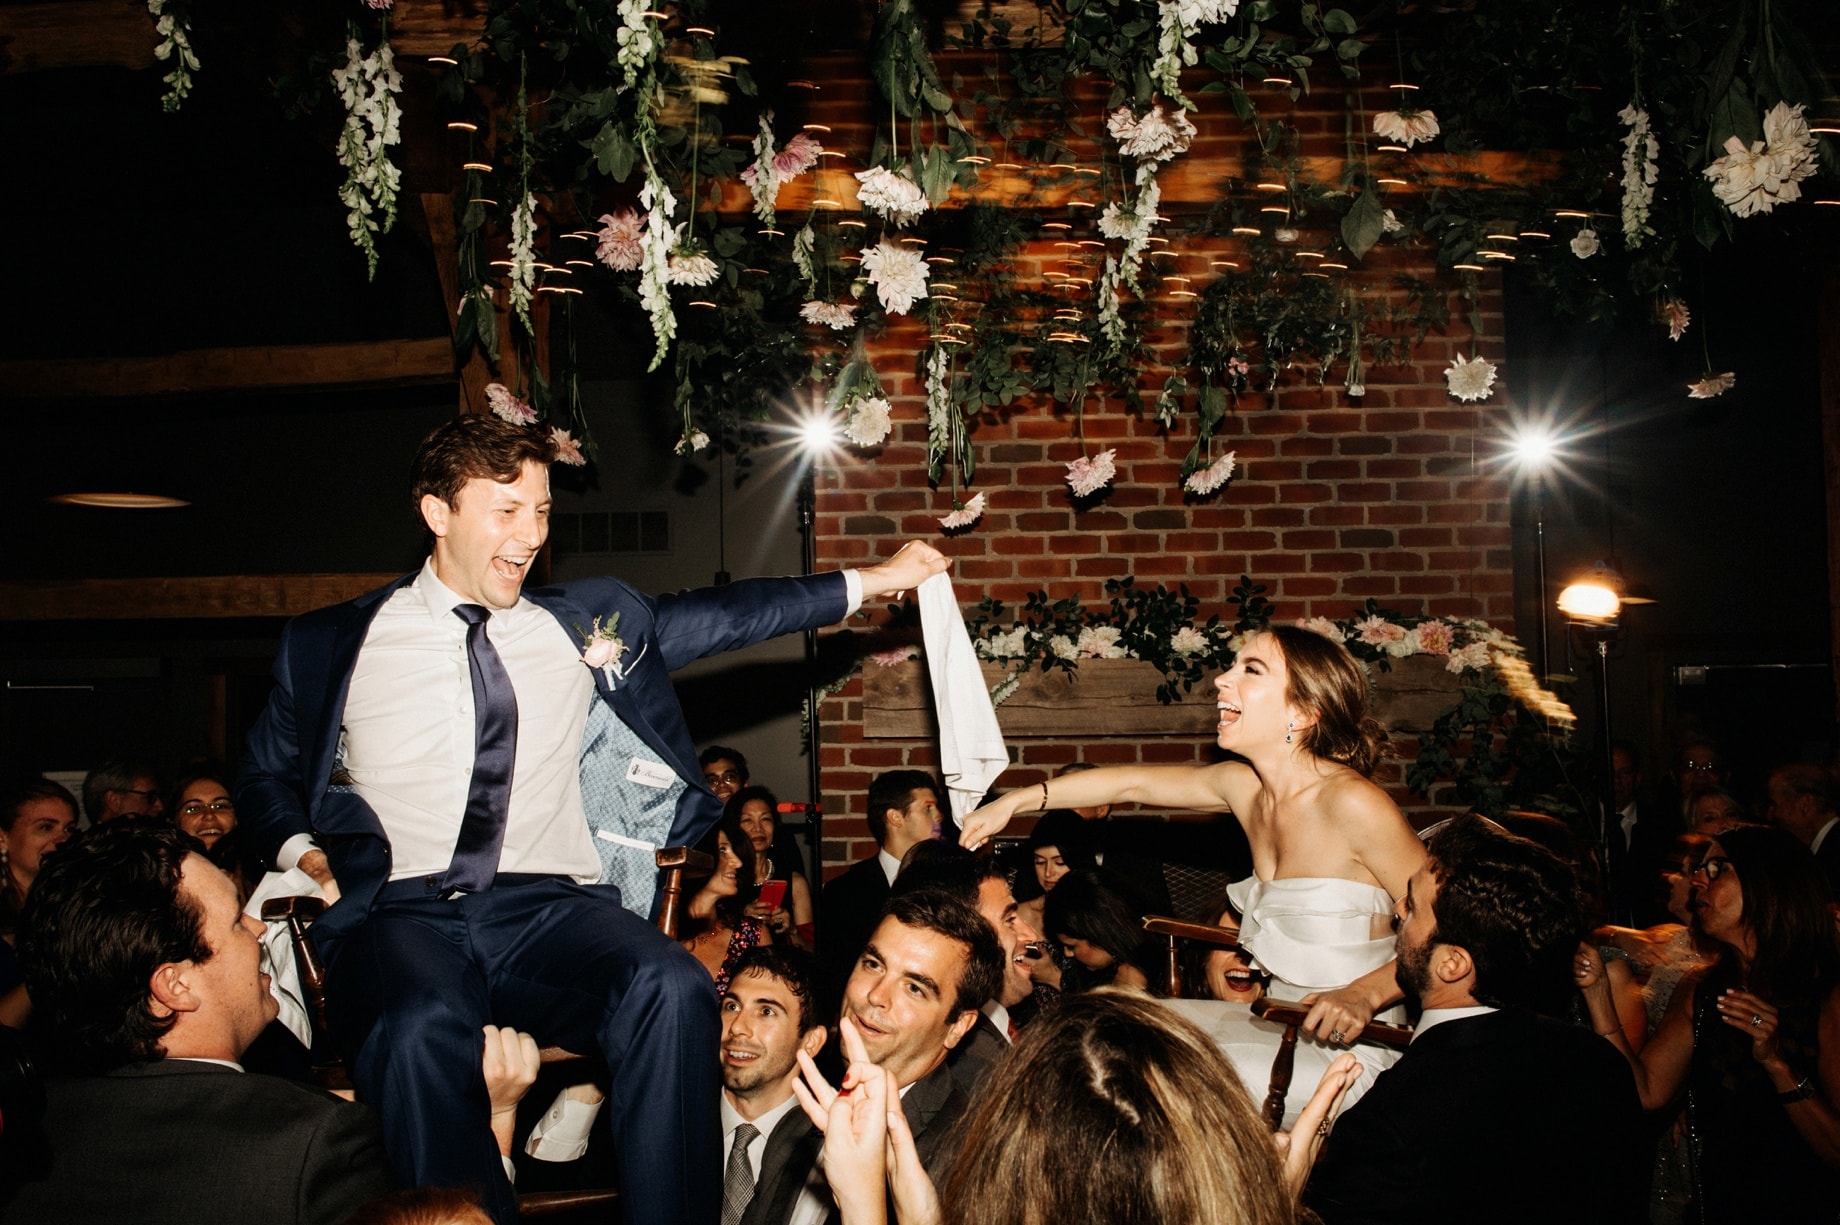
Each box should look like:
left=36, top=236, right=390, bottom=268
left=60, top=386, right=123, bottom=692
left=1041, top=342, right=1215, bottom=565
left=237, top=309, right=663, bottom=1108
left=821, top=1060, right=969, bottom=1225
left=0, top=1059, right=390, bottom=1225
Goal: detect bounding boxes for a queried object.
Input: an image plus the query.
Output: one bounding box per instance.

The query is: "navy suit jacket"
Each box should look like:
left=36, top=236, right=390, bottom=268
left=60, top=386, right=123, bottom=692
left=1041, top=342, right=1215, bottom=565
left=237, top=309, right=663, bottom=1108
left=236, top=569, right=848, bottom=945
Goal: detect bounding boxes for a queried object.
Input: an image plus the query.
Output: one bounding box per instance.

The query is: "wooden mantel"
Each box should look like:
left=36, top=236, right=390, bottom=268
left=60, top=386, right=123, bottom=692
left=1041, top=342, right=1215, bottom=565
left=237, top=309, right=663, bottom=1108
left=0, top=574, right=402, bottom=621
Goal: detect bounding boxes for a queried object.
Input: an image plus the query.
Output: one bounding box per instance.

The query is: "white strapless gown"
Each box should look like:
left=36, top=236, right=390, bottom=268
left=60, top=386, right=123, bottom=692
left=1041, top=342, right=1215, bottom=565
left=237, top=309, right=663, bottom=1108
left=1159, top=876, right=1405, bottom=1129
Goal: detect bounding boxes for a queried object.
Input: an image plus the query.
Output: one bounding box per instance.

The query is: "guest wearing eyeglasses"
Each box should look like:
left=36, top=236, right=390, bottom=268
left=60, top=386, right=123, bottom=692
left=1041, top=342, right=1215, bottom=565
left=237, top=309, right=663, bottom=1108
left=81, top=756, right=164, bottom=824
left=1577, top=826, right=1840, bottom=1222
left=700, top=745, right=750, bottom=805
left=170, top=764, right=238, bottom=852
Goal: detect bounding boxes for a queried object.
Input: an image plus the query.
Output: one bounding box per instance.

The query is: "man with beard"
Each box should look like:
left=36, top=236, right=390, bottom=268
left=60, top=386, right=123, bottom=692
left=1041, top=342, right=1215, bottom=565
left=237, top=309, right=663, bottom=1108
left=719, top=946, right=830, bottom=1225
left=1300, top=815, right=1644, bottom=1224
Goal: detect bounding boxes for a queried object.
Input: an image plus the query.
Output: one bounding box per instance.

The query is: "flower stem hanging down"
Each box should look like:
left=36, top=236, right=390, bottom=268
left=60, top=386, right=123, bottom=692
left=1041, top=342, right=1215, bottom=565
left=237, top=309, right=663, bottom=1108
left=1617, top=103, right=1659, bottom=250
left=331, top=23, right=403, bottom=280
left=146, top=0, right=199, bottom=111
left=637, top=169, right=680, bottom=373
left=509, top=193, right=537, bottom=340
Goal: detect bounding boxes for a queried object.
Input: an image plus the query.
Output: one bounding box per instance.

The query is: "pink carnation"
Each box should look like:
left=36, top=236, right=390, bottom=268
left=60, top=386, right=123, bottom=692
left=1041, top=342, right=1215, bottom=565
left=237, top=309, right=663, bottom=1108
left=595, top=209, right=644, bottom=272
left=550, top=428, right=587, bottom=466
left=1065, top=449, right=1117, bottom=498
left=869, top=645, right=918, bottom=667
left=1412, top=620, right=1454, bottom=656
left=1354, top=615, right=1406, bottom=647
left=485, top=383, right=537, bottom=426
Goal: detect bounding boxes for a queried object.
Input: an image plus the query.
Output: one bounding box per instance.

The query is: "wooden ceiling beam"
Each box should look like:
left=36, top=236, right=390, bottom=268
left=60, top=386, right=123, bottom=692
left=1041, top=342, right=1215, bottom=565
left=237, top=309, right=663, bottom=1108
left=0, top=574, right=404, bottom=621
left=3, top=338, right=456, bottom=398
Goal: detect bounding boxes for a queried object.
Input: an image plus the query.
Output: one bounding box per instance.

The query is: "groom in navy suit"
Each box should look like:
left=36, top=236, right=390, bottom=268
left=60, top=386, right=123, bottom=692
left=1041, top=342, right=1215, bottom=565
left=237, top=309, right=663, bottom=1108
left=237, top=414, right=945, bottom=1225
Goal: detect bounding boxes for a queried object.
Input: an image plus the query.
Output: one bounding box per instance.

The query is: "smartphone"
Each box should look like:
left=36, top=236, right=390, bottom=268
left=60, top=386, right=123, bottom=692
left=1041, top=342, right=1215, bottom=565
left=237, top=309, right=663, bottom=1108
left=756, top=879, right=788, bottom=910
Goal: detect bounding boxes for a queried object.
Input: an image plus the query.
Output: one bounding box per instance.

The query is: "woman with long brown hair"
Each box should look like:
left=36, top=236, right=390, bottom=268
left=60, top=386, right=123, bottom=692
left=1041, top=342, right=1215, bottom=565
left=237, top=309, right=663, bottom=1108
left=961, top=624, right=1425, bottom=1123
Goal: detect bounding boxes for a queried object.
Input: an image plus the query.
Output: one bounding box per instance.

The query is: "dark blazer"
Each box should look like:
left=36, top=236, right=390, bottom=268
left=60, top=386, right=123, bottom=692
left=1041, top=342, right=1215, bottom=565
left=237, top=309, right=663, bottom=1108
left=1304, top=1009, right=1645, bottom=1225
left=0, top=1060, right=389, bottom=1225
left=946, top=1009, right=1011, bottom=1100
left=1814, top=829, right=1840, bottom=902
left=1607, top=800, right=1675, bottom=926
left=822, top=1060, right=969, bottom=1225
left=236, top=570, right=848, bottom=946
left=738, top=1106, right=823, bottom=1225
left=816, top=853, right=892, bottom=1009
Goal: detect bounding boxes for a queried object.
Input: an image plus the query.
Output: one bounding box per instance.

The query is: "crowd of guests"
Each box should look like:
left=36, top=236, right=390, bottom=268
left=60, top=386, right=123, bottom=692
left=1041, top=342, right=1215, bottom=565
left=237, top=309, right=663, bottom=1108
left=3, top=691, right=1840, bottom=1221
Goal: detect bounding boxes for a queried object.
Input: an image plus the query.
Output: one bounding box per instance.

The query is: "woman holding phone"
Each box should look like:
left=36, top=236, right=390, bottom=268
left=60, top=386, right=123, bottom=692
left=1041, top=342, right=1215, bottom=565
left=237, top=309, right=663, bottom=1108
left=731, top=785, right=816, bottom=949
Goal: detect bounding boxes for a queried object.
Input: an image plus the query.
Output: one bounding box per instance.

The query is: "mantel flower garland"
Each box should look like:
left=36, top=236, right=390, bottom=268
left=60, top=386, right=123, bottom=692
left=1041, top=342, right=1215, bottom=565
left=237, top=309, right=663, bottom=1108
left=1704, top=101, right=1820, bottom=218
left=330, top=27, right=403, bottom=280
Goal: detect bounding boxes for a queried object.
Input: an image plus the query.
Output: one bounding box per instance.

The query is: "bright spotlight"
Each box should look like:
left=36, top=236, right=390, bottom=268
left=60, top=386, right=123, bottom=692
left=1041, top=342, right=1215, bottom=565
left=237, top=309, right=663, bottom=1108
left=1508, top=425, right=1558, bottom=471
left=795, top=412, right=842, bottom=455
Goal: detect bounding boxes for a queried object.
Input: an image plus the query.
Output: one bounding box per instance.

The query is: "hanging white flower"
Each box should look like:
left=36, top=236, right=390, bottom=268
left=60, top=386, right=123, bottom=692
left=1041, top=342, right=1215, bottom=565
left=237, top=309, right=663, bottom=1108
left=674, top=429, right=711, bottom=456
left=1444, top=353, right=1499, bottom=402
left=1097, top=259, right=1126, bottom=348
left=939, top=492, right=986, bottom=531
left=860, top=241, right=930, bottom=315
left=1617, top=104, right=1659, bottom=250
left=1100, top=163, right=1162, bottom=295
left=854, top=167, right=930, bottom=227
left=636, top=173, right=679, bottom=372
left=330, top=32, right=404, bottom=280
left=844, top=397, right=892, bottom=447
left=1184, top=451, right=1237, bottom=495
left=925, top=344, right=952, bottom=470
left=1152, top=1, right=1238, bottom=99
left=1382, top=209, right=1403, bottom=233
left=1570, top=228, right=1600, bottom=259
left=1107, top=103, right=1197, bottom=162
left=1372, top=108, right=1440, bottom=147
left=595, top=209, right=644, bottom=272
left=800, top=300, right=856, bottom=331
left=509, top=192, right=538, bottom=337
left=1065, top=449, right=1118, bottom=498
left=791, top=224, right=818, bottom=293
left=146, top=0, right=199, bottom=111
left=1687, top=371, right=1736, bottom=399
left=614, top=1, right=661, bottom=88
left=1704, top=101, right=1820, bottom=218
left=666, top=235, right=719, bottom=287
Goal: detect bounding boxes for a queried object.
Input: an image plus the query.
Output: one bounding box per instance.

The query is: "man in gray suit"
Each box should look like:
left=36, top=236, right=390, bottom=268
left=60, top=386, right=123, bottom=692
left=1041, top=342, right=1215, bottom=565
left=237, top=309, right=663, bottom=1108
left=720, top=946, right=830, bottom=1225
left=2, top=820, right=392, bottom=1225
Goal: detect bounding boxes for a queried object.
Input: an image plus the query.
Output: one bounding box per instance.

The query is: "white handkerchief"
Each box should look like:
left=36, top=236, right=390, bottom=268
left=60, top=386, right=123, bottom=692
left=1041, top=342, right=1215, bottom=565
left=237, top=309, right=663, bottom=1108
left=918, top=571, right=1008, bottom=824
left=244, top=868, right=322, bottom=1049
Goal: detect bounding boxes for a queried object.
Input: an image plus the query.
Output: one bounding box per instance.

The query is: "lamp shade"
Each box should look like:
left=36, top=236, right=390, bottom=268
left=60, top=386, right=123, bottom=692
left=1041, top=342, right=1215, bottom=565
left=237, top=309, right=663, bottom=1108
left=1557, top=581, right=1620, bottom=622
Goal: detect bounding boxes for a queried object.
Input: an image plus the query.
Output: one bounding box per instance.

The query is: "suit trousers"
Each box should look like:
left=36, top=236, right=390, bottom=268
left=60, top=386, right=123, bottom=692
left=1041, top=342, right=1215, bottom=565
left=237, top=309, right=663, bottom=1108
left=323, top=877, right=719, bottom=1225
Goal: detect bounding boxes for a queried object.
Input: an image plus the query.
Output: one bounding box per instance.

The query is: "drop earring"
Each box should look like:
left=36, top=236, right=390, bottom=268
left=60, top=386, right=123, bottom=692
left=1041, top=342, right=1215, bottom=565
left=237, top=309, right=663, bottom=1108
left=1286, top=721, right=1294, bottom=744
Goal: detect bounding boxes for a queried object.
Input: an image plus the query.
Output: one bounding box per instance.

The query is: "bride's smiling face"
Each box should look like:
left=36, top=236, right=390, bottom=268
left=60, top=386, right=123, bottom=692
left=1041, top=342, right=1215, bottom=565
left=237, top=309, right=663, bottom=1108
left=1214, top=632, right=1300, bottom=752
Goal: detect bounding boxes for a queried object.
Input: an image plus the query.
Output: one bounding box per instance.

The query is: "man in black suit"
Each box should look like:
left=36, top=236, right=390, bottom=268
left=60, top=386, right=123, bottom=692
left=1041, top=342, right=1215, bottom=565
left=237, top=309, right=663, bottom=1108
left=1302, top=814, right=1644, bottom=1224
left=1, top=820, right=391, bottom=1225
left=817, top=770, right=944, bottom=1008
left=1767, top=762, right=1840, bottom=902
left=891, top=847, right=1040, bottom=1098
left=719, top=945, right=830, bottom=1225
left=1606, top=740, right=1673, bottom=925
left=823, top=889, right=1003, bottom=1217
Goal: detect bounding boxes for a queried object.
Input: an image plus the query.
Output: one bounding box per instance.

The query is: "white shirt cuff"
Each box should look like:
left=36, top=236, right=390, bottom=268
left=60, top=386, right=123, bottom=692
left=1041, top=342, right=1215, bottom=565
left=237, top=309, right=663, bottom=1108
left=524, top=1091, right=603, bottom=1163
left=842, top=569, right=863, bottom=617
left=276, top=833, right=320, bottom=873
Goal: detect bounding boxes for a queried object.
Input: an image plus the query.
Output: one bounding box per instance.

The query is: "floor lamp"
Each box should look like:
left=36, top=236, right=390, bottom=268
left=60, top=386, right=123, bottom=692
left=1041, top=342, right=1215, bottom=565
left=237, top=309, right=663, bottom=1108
left=1558, top=573, right=1622, bottom=907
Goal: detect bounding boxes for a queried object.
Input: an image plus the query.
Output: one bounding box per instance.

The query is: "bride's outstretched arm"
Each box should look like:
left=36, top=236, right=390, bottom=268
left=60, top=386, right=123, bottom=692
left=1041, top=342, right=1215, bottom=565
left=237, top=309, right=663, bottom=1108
left=959, top=762, right=1248, bottom=849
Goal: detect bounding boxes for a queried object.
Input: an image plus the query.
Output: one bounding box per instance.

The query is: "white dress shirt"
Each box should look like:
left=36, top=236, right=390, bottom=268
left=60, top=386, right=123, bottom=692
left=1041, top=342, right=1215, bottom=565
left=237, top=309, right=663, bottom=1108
left=283, top=560, right=600, bottom=881
left=877, top=848, right=903, bottom=887
left=1411, top=1004, right=1496, bottom=1043
left=982, top=999, right=1013, bottom=1044
left=722, top=1092, right=830, bottom=1225
left=1812, top=816, right=1838, bottom=856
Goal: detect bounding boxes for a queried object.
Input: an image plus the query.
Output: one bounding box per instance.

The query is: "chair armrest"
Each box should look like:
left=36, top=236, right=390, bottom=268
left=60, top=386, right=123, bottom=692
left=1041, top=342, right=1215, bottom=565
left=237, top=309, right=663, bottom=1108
left=259, top=894, right=326, bottom=922
left=1250, top=997, right=1414, bottom=1050
left=1142, top=916, right=1242, bottom=950
left=654, top=846, right=713, bottom=875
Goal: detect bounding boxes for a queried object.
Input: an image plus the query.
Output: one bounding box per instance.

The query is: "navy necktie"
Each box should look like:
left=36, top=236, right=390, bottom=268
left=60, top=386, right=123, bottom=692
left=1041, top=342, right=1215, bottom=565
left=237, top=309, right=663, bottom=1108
left=445, top=603, right=518, bottom=893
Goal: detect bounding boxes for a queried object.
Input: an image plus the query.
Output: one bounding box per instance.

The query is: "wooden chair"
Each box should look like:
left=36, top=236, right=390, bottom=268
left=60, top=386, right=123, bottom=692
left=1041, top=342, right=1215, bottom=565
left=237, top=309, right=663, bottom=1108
left=262, top=848, right=712, bottom=1216
left=1142, top=914, right=1414, bottom=1129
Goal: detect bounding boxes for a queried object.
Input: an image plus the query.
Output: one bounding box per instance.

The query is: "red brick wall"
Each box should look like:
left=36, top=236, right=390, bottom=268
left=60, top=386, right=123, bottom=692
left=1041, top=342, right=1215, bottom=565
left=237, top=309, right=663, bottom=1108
left=774, top=59, right=1514, bottom=874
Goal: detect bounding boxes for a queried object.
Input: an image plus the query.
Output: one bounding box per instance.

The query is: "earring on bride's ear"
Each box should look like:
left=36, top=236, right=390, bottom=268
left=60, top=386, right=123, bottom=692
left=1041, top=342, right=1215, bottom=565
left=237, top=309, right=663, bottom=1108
left=1286, top=720, right=1294, bottom=744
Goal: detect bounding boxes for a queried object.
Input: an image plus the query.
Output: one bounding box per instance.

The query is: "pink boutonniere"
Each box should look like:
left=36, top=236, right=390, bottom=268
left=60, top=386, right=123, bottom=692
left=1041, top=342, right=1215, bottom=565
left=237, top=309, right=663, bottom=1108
left=577, top=615, right=630, bottom=685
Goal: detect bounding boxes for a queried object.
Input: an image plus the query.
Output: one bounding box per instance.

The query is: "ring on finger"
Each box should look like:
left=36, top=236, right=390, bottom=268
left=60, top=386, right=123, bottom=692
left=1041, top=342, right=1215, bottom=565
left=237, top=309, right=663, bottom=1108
left=1751, top=1014, right=1764, bottom=1028
left=1330, top=1029, right=1345, bottom=1043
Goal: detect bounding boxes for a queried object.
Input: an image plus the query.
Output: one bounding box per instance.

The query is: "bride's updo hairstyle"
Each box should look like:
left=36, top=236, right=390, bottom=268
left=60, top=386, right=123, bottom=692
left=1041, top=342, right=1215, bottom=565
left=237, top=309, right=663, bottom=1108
left=1264, top=624, right=1386, bottom=777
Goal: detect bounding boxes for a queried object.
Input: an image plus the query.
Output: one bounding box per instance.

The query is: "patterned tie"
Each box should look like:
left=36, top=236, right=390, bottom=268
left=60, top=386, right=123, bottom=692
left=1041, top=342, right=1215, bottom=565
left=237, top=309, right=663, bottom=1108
left=444, top=604, right=518, bottom=893
left=721, top=1121, right=760, bottom=1225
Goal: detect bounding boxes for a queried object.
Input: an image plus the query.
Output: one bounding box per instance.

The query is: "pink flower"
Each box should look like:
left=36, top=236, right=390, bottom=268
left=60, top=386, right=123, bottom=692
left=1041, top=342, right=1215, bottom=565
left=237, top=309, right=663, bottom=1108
left=1663, top=298, right=1690, bottom=342
left=869, top=645, right=918, bottom=667
left=775, top=133, right=821, bottom=178
left=595, top=209, right=644, bottom=272
left=1293, top=616, right=1347, bottom=645
left=485, top=383, right=537, bottom=426
left=1687, top=372, right=1735, bottom=399
left=582, top=637, right=620, bottom=669
left=1184, top=452, right=1236, bottom=496
left=939, top=492, right=986, bottom=531
left=1228, top=356, right=1250, bottom=377
left=1412, top=620, right=1454, bottom=656
left=1354, top=615, right=1406, bottom=648
left=1373, top=108, right=1440, bottom=147
left=1065, top=449, right=1117, bottom=498
left=364, top=0, right=394, bottom=8
left=551, top=427, right=587, bottom=466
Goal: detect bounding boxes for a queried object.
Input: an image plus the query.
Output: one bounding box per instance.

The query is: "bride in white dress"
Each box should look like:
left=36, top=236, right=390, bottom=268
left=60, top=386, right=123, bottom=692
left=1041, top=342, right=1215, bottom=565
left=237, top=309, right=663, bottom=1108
left=960, top=624, right=1426, bottom=1125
